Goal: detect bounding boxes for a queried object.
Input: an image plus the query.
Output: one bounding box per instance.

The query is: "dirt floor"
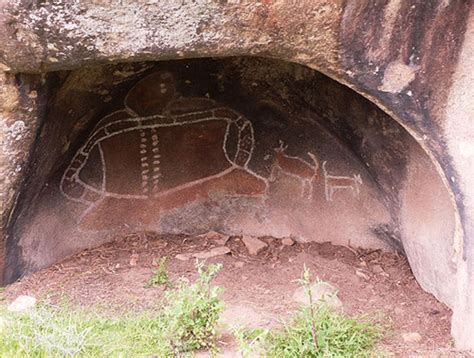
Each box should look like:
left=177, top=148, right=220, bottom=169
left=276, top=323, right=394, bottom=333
left=2, top=232, right=471, bottom=357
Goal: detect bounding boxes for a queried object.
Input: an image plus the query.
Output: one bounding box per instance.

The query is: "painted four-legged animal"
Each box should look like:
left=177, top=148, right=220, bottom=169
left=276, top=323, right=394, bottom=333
left=322, top=161, right=362, bottom=201
left=269, top=141, right=319, bottom=199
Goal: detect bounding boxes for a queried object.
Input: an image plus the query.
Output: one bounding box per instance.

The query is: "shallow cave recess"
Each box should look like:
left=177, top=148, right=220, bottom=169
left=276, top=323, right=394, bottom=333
left=6, top=57, right=457, bottom=310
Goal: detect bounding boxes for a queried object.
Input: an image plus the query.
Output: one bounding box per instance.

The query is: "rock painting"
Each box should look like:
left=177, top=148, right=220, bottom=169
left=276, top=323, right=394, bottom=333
left=60, top=72, right=268, bottom=230
left=269, top=140, right=319, bottom=200
left=322, top=161, right=363, bottom=202
left=60, top=71, right=364, bottom=231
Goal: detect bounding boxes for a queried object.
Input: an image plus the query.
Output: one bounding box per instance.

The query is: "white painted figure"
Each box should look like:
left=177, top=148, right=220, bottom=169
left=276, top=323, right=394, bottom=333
left=322, top=161, right=362, bottom=201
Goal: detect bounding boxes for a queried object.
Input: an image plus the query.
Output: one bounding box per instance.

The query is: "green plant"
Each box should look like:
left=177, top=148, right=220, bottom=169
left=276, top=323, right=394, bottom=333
left=235, top=268, right=383, bottom=357
left=144, top=257, right=170, bottom=288
left=0, top=302, right=170, bottom=357
left=162, top=260, right=224, bottom=353
left=265, top=304, right=382, bottom=357
left=234, top=326, right=270, bottom=357
left=0, top=261, right=224, bottom=357
left=296, top=265, right=319, bottom=350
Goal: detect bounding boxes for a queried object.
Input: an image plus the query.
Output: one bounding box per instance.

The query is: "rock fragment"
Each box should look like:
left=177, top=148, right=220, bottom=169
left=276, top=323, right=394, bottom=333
left=355, top=269, right=370, bottom=280
left=198, top=231, right=230, bottom=245
left=175, top=253, right=192, bottom=261
left=193, top=246, right=231, bottom=259
left=176, top=246, right=231, bottom=261
left=8, top=295, right=37, bottom=312
left=129, top=253, right=139, bottom=266
left=402, top=332, right=422, bottom=343
left=292, top=281, right=342, bottom=311
left=242, top=236, right=268, bottom=255
left=371, top=264, right=384, bottom=274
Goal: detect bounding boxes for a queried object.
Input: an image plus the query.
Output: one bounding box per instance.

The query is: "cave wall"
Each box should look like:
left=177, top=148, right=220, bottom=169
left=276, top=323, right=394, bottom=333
left=10, top=58, right=392, bottom=276
left=6, top=58, right=456, bottom=310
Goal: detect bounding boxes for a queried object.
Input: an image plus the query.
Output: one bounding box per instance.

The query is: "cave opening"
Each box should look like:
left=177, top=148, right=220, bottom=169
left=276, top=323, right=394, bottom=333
left=5, top=56, right=457, bottom=312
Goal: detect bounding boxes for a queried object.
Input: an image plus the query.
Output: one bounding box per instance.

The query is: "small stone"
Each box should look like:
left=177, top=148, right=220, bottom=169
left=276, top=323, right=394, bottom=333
left=242, top=236, right=268, bottom=255
left=175, top=253, right=192, bottom=261
left=293, top=282, right=342, bottom=311
left=282, top=238, right=295, bottom=246
left=234, top=261, right=245, bottom=268
left=371, top=264, right=384, bottom=274
left=129, top=253, right=139, bottom=266
left=193, top=246, right=231, bottom=259
left=8, top=295, right=37, bottom=312
left=394, top=307, right=404, bottom=315
left=0, top=62, right=11, bottom=72
left=217, top=237, right=230, bottom=246
left=402, top=332, right=422, bottom=343
left=355, top=269, right=370, bottom=280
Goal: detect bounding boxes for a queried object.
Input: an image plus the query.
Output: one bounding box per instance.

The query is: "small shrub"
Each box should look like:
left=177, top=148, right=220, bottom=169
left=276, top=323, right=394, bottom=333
left=144, top=257, right=169, bottom=288
left=162, top=260, right=224, bottom=353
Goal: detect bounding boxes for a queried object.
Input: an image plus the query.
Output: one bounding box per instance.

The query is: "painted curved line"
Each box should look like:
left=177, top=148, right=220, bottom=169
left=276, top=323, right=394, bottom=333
left=61, top=103, right=260, bottom=207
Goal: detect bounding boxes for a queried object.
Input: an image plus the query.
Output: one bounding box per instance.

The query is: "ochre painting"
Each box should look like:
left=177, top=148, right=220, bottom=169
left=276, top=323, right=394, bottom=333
left=60, top=71, right=364, bottom=232
left=60, top=72, right=270, bottom=230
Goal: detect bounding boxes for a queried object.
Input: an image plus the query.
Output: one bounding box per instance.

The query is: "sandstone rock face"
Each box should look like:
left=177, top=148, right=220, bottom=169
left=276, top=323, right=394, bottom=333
left=12, top=60, right=398, bottom=278
left=0, top=0, right=472, bottom=350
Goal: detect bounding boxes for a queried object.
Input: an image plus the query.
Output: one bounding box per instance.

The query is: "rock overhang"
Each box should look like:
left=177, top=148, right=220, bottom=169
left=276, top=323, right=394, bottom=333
left=0, top=0, right=473, bottom=350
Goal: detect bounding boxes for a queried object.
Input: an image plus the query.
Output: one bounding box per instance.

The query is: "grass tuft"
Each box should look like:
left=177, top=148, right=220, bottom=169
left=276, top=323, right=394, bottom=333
left=269, top=305, right=381, bottom=357
left=236, top=306, right=382, bottom=358
left=144, top=257, right=170, bottom=288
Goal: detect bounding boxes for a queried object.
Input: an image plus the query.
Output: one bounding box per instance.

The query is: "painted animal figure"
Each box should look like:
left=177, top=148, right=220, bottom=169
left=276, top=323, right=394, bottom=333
left=322, top=161, right=362, bottom=201
left=269, top=140, right=319, bottom=199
